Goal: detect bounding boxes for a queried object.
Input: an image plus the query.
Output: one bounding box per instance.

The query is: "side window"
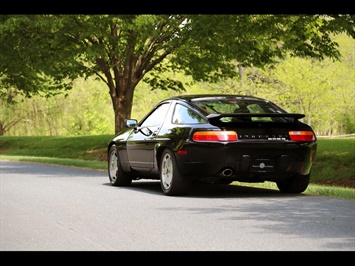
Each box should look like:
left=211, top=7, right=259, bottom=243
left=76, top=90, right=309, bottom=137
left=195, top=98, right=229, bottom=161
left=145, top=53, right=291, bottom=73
left=173, top=104, right=206, bottom=124
left=140, top=103, right=170, bottom=127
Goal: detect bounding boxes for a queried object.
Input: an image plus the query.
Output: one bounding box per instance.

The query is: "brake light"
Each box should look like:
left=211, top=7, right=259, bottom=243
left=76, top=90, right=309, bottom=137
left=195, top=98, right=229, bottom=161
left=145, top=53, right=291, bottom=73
left=192, top=131, right=238, bottom=142
left=289, top=131, right=315, bottom=142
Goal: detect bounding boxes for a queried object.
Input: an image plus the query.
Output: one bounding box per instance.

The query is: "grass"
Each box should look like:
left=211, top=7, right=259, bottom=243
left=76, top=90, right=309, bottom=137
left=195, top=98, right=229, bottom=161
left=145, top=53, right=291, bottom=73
left=0, top=156, right=108, bottom=170
left=0, top=135, right=354, bottom=200
left=311, top=137, right=355, bottom=185
left=0, top=135, right=113, bottom=160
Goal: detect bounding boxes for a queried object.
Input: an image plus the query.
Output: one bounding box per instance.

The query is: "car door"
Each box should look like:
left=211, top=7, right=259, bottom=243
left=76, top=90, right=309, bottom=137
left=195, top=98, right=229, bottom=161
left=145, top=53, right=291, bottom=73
left=126, top=102, right=171, bottom=172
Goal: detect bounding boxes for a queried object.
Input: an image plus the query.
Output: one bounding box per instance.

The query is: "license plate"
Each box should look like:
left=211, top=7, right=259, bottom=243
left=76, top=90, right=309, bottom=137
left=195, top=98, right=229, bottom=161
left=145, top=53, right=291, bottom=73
left=250, top=158, right=275, bottom=173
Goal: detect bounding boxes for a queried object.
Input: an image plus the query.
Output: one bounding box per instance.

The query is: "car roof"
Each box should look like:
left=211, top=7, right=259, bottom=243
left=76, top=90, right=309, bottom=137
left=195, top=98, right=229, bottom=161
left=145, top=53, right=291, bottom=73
left=164, top=94, right=268, bottom=103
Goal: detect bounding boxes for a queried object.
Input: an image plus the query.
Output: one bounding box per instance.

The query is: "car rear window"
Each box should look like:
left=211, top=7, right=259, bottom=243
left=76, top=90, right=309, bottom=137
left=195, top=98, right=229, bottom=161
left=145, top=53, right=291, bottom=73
left=193, top=99, right=291, bottom=123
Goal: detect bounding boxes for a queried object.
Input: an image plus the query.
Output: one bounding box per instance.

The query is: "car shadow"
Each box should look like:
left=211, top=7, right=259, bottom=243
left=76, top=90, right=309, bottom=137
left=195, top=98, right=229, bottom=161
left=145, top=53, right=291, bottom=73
left=103, top=180, right=306, bottom=198
left=188, top=183, right=305, bottom=198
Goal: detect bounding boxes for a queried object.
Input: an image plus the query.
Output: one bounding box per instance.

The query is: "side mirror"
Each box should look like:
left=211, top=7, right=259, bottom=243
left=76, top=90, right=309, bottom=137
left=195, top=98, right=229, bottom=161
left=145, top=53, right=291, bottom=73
left=125, top=119, right=138, bottom=128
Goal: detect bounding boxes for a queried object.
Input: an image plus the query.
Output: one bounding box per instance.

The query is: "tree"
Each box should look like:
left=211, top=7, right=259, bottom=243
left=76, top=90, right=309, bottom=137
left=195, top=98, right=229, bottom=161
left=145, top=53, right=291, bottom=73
left=0, top=89, right=24, bottom=135
left=1, top=14, right=354, bottom=134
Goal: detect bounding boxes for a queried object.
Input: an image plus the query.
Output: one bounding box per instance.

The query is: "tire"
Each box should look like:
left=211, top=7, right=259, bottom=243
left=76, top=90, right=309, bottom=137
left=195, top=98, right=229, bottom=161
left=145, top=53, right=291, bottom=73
left=276, top=173, right=310, bottom=193
left=160, top=149, right=192, bottom=196
left=108, top=144, right=132, bottom=186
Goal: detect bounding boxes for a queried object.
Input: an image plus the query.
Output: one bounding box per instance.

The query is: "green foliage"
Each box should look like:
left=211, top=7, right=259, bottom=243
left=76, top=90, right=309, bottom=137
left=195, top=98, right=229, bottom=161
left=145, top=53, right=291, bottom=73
left=0, top=15, right=76, bottom=96
left=252, top=34, right=355, bottom=136
left=1, top=14, right=352, bottom=96
left=1, top=77, right=114, bottom=136
left=60, top=78, right=114, bottom=135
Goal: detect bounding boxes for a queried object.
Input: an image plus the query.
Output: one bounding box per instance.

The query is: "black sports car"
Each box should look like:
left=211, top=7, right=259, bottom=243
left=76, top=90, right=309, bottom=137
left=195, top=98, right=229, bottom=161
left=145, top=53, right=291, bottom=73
left=108, top=94, right=317, bottom=196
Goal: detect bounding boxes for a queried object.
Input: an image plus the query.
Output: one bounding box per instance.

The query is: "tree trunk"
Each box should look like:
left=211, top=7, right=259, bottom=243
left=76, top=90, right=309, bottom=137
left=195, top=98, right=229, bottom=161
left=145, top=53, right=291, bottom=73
left=96, top=56, right=138, bottom=135
left=111, top=83, right=136, bottom=135
left=238, top=64, right=245, bottom=88
left=0, top=121, right=5, bottom=136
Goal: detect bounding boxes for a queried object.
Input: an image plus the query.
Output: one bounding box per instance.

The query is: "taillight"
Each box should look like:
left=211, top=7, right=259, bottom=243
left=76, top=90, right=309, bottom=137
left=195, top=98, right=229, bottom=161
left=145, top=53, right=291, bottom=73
left=289, top=131, right=315, bottom=142
left=192, top=131, right=238, bottom=142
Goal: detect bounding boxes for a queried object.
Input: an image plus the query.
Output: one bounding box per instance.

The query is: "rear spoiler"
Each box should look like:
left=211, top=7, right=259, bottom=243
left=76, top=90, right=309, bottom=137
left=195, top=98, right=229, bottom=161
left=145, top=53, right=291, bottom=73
left=207, top=113, right=305, bottom=127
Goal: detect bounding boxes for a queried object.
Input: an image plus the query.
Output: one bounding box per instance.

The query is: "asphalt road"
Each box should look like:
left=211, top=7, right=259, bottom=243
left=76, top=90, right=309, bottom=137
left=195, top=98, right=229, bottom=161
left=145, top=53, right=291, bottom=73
left=0, top=160, right=354, bottom=251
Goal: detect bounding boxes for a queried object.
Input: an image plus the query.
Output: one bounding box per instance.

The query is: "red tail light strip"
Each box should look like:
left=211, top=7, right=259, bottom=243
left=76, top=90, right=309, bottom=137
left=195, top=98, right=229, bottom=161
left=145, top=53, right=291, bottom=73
left=289, top=131, right=315, bottom=142
left=193, top=131, right=238, bottom=142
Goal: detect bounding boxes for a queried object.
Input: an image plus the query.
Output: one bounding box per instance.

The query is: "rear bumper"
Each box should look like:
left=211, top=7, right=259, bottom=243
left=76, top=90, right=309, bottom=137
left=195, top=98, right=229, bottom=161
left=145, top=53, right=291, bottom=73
left=176, top=141, right=317, bottom=181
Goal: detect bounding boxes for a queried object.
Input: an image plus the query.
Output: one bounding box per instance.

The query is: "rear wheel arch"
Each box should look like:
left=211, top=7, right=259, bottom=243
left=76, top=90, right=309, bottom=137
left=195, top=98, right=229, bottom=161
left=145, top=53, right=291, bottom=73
left=160, top=148, right=192, bottom=196
left=155, top=145, right=166, bottom=171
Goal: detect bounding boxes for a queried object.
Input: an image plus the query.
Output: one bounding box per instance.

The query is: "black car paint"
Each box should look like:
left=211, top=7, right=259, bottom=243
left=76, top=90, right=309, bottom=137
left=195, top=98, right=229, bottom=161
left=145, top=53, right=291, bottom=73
left=108, top=94, right=317, bottom=193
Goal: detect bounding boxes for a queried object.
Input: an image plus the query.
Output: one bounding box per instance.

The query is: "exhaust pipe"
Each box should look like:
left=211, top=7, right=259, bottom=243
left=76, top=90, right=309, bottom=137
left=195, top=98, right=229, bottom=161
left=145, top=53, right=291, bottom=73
left=221, top=168, right=233, bottom=177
